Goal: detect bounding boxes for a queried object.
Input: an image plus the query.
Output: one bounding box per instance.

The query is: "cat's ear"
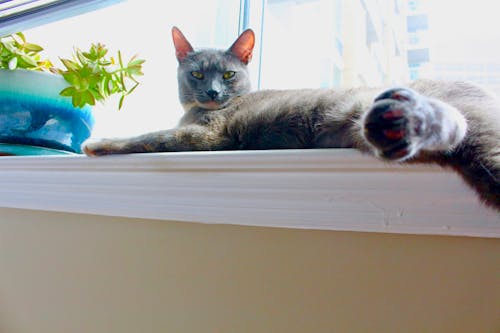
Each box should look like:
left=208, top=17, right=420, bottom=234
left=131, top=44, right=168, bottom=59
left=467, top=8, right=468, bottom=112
left=172, top=26, right=194, bottom=62
left=228, top=29, right=255, bottom=65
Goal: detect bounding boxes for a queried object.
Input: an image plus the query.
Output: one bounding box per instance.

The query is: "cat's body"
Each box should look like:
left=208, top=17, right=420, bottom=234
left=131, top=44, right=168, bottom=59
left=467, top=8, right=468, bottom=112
left=83, top=27, right=500, bottom=210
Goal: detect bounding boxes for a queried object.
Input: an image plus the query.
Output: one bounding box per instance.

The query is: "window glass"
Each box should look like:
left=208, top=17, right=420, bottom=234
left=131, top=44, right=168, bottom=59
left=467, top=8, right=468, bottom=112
left=428, top=0, right=500, bottom=94
left=17, top=0, right=500, bottom=139
left=24, top=0, right=240, bottom=138
left=258, top=0, right=500, bottom=96
left=260, top=0, right=346, bottom=89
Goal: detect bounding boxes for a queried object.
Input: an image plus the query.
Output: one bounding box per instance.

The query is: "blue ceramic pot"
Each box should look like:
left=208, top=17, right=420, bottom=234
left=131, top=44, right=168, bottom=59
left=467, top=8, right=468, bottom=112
left=0, top=69, right=95, bottom=153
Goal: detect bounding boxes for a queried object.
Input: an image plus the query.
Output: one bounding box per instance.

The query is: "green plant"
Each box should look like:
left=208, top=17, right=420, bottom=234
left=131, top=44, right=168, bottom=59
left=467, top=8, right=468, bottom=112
left=0, top=32, right=53, bottom=71
left=0, top=32, right=144, bottom=110
left=57, top=43, right=145, bottom=109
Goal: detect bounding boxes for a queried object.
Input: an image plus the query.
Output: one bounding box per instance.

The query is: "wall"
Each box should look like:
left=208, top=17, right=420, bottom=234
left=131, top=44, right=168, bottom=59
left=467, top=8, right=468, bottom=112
left=0, top=207, right=498, bottom=333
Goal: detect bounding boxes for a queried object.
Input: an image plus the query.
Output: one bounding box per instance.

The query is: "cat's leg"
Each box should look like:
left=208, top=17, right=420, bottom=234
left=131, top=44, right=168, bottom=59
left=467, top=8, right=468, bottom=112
left=83, top=125, right=228, bottom=156
left=362, top=86, right=499, bottom=209
left=362, top=87, right=467, bottom=160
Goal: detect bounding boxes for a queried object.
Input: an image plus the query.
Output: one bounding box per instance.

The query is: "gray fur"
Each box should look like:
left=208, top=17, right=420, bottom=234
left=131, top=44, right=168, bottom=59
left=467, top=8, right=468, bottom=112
left=177, top=48, right=251, bottom=114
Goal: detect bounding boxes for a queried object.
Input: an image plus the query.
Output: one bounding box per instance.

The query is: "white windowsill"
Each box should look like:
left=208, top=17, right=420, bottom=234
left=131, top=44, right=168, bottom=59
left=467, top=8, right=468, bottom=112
left=0, top=149, right=498, bottom=238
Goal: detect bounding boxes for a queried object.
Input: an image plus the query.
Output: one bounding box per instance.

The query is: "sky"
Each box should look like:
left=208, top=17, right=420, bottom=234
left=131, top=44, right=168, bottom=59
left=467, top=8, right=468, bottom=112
left=427, top=0, right=500, bottom=62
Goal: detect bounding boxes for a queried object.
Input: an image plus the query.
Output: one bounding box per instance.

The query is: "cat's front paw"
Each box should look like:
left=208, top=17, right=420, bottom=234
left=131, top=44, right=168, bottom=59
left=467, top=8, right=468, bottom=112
left=82, top=139, right=117, bottom=156
left=362, top=87, right=467, bottom=161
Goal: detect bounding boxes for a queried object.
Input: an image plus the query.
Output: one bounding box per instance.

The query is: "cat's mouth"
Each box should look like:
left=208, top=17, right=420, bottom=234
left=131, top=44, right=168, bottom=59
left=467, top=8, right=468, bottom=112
left=197, top=100, right=229, bottom=110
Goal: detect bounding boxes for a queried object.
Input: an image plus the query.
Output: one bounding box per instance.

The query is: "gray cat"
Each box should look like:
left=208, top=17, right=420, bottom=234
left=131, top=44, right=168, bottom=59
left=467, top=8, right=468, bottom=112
left=83, top=27, right=500, bottom=210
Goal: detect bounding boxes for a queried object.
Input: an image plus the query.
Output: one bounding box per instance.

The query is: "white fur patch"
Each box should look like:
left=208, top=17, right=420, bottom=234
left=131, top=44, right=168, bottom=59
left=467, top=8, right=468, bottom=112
left=424, top=98, right=467, bottom=151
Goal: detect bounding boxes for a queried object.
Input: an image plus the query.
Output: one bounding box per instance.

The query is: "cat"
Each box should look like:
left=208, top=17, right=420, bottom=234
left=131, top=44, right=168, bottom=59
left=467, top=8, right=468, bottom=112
left=83, top=26, right=500, bottom=210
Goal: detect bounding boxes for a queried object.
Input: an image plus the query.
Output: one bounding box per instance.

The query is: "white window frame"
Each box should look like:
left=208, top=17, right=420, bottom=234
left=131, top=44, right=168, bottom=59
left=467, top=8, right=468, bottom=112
left=1, top=149, right=498, bottom=238
left=0, top=0, right=124, bottom=36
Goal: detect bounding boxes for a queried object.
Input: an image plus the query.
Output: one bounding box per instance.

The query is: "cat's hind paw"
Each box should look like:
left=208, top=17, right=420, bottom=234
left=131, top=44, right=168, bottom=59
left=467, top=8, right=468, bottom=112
left=362, top=87, right=467, bottom=161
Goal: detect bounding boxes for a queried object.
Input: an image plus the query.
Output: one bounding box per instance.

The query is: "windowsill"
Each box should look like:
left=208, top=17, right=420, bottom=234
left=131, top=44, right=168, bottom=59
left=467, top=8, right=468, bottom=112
left=0, top=149, right=498, bottom=238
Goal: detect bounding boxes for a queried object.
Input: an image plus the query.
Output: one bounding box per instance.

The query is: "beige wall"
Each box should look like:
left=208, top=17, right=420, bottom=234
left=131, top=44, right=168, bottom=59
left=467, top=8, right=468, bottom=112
left=0, top=208, right=498, bottom=333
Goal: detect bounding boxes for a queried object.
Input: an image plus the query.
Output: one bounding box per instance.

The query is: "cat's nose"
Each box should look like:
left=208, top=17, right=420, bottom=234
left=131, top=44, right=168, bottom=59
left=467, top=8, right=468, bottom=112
left=206, top=89, right=219, bottom=100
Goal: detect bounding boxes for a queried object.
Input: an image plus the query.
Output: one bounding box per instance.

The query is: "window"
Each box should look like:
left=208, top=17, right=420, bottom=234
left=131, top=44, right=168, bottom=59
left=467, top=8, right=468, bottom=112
left=408, top=0, right=419, bottom=12
left=408, top=33, right=420, bottom=45
left=259, top=0, right=345, bottom=89
left=406, top=14, right=428, bottom=32
left=2, top=0, right=499, bottom=136
left=1, top=0, right=497, bottom=238
left=20, top=0, right=241, bottom=138
left=408, top=48, right=430, bottom=64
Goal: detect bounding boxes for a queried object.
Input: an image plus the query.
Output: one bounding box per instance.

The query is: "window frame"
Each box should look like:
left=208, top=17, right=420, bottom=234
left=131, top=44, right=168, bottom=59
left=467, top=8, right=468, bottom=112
left=0, top=0, right=124, bottom=36
left=1, top=149, right=498, bottom=238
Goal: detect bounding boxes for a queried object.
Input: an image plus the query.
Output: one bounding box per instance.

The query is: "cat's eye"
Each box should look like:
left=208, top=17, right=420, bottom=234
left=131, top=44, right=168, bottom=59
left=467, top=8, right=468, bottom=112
left=223, top=71, right=236, bottom=80
left=191, top=71, right=204, bottom=80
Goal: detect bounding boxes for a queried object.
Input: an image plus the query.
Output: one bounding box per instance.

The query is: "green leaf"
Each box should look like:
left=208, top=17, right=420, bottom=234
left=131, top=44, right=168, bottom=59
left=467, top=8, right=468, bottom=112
left=62, top=72, right=80, bottom=87
left=76, top=50, right=87, bottom=64
left=90, top=86, right=105, bottom=101
left=72, top=91, right=82, bottom=108
left=126, top=82, right=139, bottom=95
left=98, top=60, right=112, bottom=67
left=105, top=78, right=112, bottom=95
left=82, top=90, right=96, bottom=106
left=118, top=94, right=125, bottom=110
left=14, top=32, right=26, bottom=43
left=59, top=86, right=77, bottom=97
left=19, top=54, right=37, bottom=67
left=118, top=50, right=124, bottom=68
left=11, top=33, right=24, bottom=45
left=60, top=58, right=80, bottom=71
left=37, top=59, right=54, bottom=70
left=82, top=51, right=92, bottom=59
left=79, top=77, right=90, bottom=91
left=2, top=41, right=17, bottom=53
left=119, top=72, right=125, bottom=91
left=97, top=46, right=108, bottom=59
left=87, top=72, right=100, bottom=86
left=126, top=65, right=144, bottom=76
left=97, top=81, right=106, bottom=99
left=127, top=58, right=145, bottom=67
left=23, top=43, right=43, bottom=52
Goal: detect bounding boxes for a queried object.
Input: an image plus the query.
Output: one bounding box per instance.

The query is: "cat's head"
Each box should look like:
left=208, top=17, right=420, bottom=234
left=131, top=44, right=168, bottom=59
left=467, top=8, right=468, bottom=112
left=172, top=26, right=255, bottom=112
